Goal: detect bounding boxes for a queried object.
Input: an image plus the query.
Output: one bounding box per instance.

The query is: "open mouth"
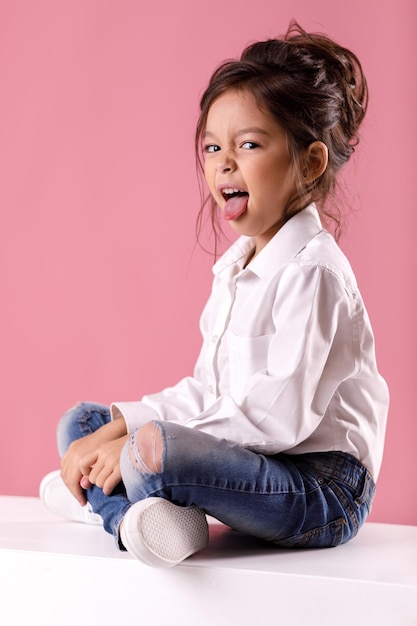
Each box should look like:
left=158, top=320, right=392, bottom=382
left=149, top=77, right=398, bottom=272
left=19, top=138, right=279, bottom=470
left=221, top=187, right=248, bottom=201
left=220, top=188, right=249, bottom=221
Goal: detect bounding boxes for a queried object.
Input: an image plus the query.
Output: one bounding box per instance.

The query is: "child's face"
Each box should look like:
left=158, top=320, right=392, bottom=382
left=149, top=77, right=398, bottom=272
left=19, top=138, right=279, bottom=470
left=203, top=89, right=297, bottom=254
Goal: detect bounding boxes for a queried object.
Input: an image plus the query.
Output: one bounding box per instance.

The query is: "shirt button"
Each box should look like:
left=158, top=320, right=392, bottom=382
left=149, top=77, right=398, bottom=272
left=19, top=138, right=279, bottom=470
left=211, top=335, right=218, bottom=343
left=208, top=385, right=214, bottom=394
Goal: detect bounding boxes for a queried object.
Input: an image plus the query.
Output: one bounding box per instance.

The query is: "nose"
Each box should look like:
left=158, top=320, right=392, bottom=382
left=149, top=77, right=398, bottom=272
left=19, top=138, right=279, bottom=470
left=216, top=150, right=236, bottom=173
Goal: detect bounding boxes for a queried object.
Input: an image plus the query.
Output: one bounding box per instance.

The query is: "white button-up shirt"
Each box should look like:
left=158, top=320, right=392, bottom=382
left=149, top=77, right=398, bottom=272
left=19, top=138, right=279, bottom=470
left=112, top=205, right=389, bottom=478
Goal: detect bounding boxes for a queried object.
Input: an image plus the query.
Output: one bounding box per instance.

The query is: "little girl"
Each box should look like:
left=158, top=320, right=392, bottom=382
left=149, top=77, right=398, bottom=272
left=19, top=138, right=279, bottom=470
left=41, top=22, right=389, bottom=567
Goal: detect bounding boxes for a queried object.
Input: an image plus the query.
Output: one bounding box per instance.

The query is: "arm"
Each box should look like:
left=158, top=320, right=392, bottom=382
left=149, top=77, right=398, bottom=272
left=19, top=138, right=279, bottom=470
left=111, top=264, right=357, bottom=454
left=110, top=347, right=208, bottom=433
left=139, top=264, right=357, bottom=452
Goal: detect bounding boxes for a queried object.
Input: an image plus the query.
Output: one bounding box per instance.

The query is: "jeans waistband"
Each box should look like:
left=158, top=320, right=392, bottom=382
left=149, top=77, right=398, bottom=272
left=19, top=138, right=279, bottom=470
left=287, top=451, right=375, bottom=492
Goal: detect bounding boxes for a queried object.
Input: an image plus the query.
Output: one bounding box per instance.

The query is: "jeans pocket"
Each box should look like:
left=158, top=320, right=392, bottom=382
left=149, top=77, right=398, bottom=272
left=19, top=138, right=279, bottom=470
left=272, top=517, right=347, bottom=549
left=353, top=470, right=376, bottom=516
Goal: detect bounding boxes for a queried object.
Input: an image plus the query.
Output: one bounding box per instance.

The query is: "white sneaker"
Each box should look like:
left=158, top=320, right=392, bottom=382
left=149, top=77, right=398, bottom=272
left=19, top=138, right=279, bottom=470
left=120, top=498, right=209, bottom=568
left=39, top=470, right=102, bottom=525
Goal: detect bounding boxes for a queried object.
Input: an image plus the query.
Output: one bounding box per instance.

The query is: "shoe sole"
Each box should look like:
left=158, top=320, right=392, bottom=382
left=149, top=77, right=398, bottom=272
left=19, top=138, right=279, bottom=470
left=122, top=498, right=209, bottom=568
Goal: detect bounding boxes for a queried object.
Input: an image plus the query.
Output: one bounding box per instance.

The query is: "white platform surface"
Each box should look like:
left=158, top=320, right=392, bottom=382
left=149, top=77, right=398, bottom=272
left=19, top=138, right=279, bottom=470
left=0, top=496, right=416, bottom=626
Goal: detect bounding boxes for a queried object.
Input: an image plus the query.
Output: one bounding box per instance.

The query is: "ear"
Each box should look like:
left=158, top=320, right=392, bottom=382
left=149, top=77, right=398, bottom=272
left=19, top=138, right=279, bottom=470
left=302, top=141, right=328, bottom=182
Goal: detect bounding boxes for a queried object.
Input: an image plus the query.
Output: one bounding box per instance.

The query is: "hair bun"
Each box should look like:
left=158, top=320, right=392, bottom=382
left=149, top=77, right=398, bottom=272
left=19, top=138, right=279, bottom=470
left=243, top=21, right=368, bottom=149
left=286, top=21, right=368, bottom=144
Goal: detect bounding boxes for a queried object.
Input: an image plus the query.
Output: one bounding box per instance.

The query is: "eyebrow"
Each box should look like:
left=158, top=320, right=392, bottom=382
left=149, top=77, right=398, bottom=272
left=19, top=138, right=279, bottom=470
left=202, top=127, right=270, bottom=139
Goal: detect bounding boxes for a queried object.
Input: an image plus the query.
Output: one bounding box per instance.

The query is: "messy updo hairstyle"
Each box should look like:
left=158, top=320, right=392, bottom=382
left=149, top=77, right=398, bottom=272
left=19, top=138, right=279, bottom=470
left=195, top=20, right=368, bottom=249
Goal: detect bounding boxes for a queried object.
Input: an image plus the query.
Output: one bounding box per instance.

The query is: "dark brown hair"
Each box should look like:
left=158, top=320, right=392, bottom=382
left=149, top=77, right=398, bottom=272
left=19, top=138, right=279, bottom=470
left=195, top=20, right=368, bottom=250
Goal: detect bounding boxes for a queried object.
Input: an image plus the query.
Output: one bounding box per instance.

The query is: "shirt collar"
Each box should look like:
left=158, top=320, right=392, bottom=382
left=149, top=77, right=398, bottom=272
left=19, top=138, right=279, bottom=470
left=213, top=204, right=324, bottom=282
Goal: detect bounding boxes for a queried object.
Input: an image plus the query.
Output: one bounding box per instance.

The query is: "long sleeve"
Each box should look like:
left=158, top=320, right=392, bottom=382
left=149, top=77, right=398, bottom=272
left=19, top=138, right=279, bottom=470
left=110, top=373, right=205, bottom=432
left=179, top=263, right=363, bottom=452
left=111, top=206, right=388, bottom=477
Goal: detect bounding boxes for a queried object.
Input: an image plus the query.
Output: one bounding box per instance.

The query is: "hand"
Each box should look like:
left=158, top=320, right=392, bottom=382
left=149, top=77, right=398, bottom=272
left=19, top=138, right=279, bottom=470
left=79, top=435, right=129, bottom=496
left=61, top=418, right=127, bottom=505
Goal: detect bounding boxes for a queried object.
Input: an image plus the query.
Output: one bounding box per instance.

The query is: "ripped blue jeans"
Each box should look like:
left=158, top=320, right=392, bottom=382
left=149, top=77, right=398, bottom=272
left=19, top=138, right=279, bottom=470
left=57, top=402, right=375, bottom=549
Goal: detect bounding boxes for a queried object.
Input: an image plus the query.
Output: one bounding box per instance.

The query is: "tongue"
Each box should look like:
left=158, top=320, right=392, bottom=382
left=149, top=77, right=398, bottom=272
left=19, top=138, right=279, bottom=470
left=224, top=194, right=249, bottom=221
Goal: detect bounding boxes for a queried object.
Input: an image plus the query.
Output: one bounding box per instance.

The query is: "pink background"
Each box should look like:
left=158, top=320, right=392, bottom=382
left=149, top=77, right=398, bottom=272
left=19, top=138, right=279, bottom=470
left=0, top=0, right=415, bottom=525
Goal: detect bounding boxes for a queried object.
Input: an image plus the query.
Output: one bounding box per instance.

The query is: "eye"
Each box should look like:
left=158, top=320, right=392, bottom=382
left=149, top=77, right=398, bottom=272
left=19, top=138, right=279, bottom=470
left=241, top=141, right=260, bottom=150
left=204, top=144, right=221, bottom=153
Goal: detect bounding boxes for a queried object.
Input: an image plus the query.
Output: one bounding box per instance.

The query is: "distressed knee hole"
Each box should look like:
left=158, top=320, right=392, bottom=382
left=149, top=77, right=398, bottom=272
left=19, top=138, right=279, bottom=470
left=128, top=422, right=163, bottom=474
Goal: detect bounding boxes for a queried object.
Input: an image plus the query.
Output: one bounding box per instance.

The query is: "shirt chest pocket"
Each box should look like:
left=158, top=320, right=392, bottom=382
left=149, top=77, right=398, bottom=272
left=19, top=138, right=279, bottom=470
left=227, top=332, right=273, bottom=403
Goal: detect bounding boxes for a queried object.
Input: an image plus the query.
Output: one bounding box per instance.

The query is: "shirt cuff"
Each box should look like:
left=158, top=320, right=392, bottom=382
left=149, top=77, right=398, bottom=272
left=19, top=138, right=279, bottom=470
left=110, top=401, right=159, bottom=433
